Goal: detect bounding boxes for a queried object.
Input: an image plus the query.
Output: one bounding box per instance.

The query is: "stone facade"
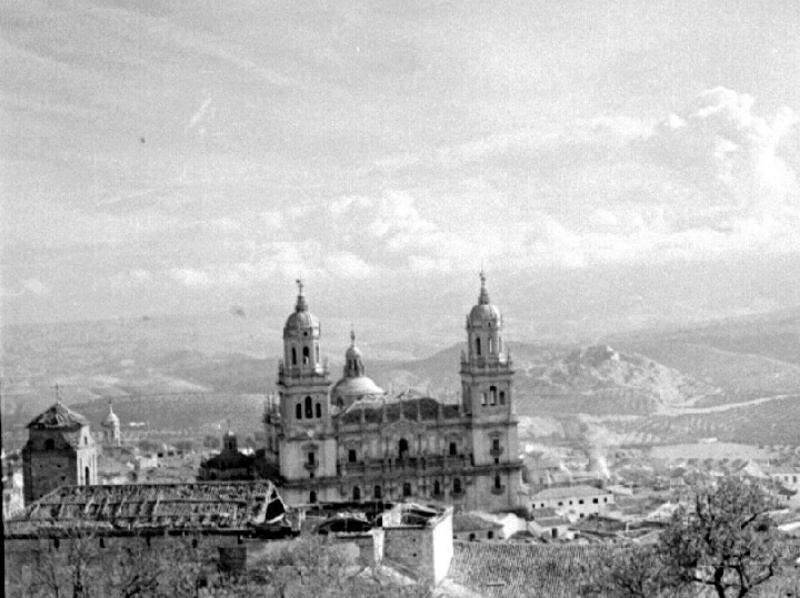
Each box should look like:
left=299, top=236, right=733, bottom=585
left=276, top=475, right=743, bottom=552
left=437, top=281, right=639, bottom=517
left=21, top=402, right=98, bottom=505
left=264, top=275, right=524, bottom=512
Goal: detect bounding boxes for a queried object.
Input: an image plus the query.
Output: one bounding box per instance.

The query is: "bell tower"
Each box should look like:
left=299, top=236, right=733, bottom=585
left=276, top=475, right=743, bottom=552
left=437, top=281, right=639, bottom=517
left=275, top=280, right=336, bottom=502
left=460, top=271, right=514, bottom=420
left=460, top=272, right=521, bottom=506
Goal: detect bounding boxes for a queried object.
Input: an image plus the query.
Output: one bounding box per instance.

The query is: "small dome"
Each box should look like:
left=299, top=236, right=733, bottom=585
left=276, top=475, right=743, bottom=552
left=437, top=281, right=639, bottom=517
left=283, top=279, right=320, bottom=337
left=102, top=411, right=119, bottom=427
left=467, top=271, right=502, bottom=326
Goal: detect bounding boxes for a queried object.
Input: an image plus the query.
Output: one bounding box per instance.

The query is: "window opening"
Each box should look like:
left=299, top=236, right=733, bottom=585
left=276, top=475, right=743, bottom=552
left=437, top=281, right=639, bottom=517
left=403, top=482, right=412, bottom=497
left=348, top=449, right=357, bottom=463
left=475, top=338, right=481, bottom=356
left=315, top=403, right=321, bottom=418
left=449, top=442, right=457, bottom=457
left=303, top=346, right=310, bottom=365
left=374, top=485, right=382, bottom=500
left=353, top=486, right=361, bottom=501
left=305, top=396, right=313, bottom=419
left=398, top=438, right=409, bottom=459
left=292, top=347, right=297, bottom=366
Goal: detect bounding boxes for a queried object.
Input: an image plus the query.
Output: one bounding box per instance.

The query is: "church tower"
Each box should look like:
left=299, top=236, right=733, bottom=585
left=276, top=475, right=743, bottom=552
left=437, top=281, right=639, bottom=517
left=22, top=402, right=98, bottom=505
left=101, top=400, right=121, bottom=447
left=461, top=272, right=521, bottom=506
left=276, top=280, right=336, bottom=503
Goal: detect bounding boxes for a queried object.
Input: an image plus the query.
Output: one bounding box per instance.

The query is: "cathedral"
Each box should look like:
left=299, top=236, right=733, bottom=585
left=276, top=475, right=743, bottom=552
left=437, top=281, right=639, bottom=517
left=263, top=274, right=524, bottom=511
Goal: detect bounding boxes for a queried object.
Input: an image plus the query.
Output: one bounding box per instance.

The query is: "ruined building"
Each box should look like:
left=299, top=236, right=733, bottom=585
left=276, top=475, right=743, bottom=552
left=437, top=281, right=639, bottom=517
left=263, top=274, right=523, bottom=511
left=21, top=402, right=98, bottom=505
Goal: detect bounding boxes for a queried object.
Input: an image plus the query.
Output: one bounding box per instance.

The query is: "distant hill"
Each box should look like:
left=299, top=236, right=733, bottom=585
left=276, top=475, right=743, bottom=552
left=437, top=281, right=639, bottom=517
left=607, top=307, right=800, bottom=404
left=3, top=306, right=799, bottom=451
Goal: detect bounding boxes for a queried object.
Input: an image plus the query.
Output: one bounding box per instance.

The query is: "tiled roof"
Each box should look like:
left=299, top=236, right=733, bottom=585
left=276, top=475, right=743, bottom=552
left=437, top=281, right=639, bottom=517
left=449, top=541, right=601, bottom=598
left=27, top=402, right=89, bottom=429
left=531, top=485, right=611, bottom=500
left=4, top=481, right=286, bottom=537
left=338, top=396, right=461, bottom=425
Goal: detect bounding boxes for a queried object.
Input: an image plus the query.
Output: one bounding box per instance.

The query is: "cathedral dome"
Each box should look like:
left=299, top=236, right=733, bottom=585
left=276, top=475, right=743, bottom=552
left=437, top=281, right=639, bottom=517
left=332, top=329, right=385, bottom=406
left=283, top=280, right=320, bottom=337
left=467, top=271, right=501, bottom=326
left=332, top=375, right=385, bottom=399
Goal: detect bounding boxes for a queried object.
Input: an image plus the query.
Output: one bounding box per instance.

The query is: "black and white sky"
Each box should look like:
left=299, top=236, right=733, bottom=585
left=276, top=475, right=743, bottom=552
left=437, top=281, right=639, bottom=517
left=2, top=0, right=799, bottom=330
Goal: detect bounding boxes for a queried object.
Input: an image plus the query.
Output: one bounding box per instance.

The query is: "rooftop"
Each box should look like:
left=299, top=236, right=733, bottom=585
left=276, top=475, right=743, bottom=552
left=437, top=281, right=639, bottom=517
left=449, top=541, right=600, bottom=598
left=338, top=396, right=461, bottom=425
left=4, top=481, right=286, bottom=538
left=452, top=513, right=503, bottom=533
left=27, top=402, right=89, bottom=430
left=531, top=485, right=612, bottom=500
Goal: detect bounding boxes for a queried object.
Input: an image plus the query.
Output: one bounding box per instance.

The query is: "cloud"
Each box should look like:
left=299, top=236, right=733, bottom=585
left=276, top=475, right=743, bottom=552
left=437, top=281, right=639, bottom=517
left=645, top=87, right=798, bottom=209
left=23, top=278, right=50, bottom=297
left=110, top=269, right=153, bottom=288
left=169, top=267, right=212, bottom=288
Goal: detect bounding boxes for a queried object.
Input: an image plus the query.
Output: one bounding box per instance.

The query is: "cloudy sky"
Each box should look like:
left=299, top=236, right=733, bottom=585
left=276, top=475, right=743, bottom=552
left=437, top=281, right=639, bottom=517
left=2, top=0, right=799, bottom=333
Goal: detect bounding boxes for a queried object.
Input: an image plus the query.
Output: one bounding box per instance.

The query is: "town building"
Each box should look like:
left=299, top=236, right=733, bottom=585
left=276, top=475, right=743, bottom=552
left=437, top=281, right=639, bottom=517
left=21, top=402, right=98, bottom=505
left=263, top=274, right=524, bottom=511
left=198, top=429, right=256, bottom=481
left=2, top=450, right=24, bottom=520
left=529, top=484, right=615, bottom=521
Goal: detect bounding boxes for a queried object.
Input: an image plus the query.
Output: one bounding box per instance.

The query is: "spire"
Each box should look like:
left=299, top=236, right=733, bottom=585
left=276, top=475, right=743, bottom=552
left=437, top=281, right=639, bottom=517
left=350, top=325, right=355, bottom=346
left=478, top=270, right=490, bottom=305
left=295, top=278, right=308, bottom=312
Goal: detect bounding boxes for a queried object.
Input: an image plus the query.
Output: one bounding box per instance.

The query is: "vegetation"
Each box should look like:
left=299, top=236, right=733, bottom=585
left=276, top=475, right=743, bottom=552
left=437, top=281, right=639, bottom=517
left=578, top=477, right=786, bottom=598
left=5, top=533, right=431, bottom=598
left=660, top=477, right=783, bottom=598
left=5, top=527, right=211, bottom=598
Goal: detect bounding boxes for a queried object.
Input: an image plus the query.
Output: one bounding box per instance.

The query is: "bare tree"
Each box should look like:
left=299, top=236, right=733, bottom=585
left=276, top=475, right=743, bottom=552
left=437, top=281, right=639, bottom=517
left=660, top=477, right=783, bottom=598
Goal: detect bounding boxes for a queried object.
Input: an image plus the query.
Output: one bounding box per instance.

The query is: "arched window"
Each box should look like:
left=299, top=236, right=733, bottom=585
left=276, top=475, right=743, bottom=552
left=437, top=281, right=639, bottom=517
left=499, top=391, right=506, bottom=405
left=315, top=403, right=321, bottom=418
left=481, top=392, right=487, bottom=406
left=475, top=338, right=481, bottom=356
left=296, top=404, right=302, bottom=420
left=85, top=466, right=91, bottom=485
left=494, top=474, right=502, bottom=489
left=403, top=482, right=412, bottom=497
left=309, top=490, right=317, bottom=504
left=488, top=337, right=493, bottom=354
left=487, top=531, right=494, bottom=539
left=490, top=386, right=497, bottom=405
left=353, top=486, right=361, bottom=501
left=291, top=347, right=297, bottom=366
left=303, top=346, right=310, bottom=365
left=434, top=480, right=441, bottom=496
left=453, top=478, right=462, bottom=494
left=449, top=442, right=457, bottom=457
left=469, top=533, right=476, bottom=541
left=374, top=485, right=382, bottom=500
left=398, top=438, right=409, bottom=459
left=305, top=396, right=313, bottom=419
left=44, top=439, right=55, bottom=450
